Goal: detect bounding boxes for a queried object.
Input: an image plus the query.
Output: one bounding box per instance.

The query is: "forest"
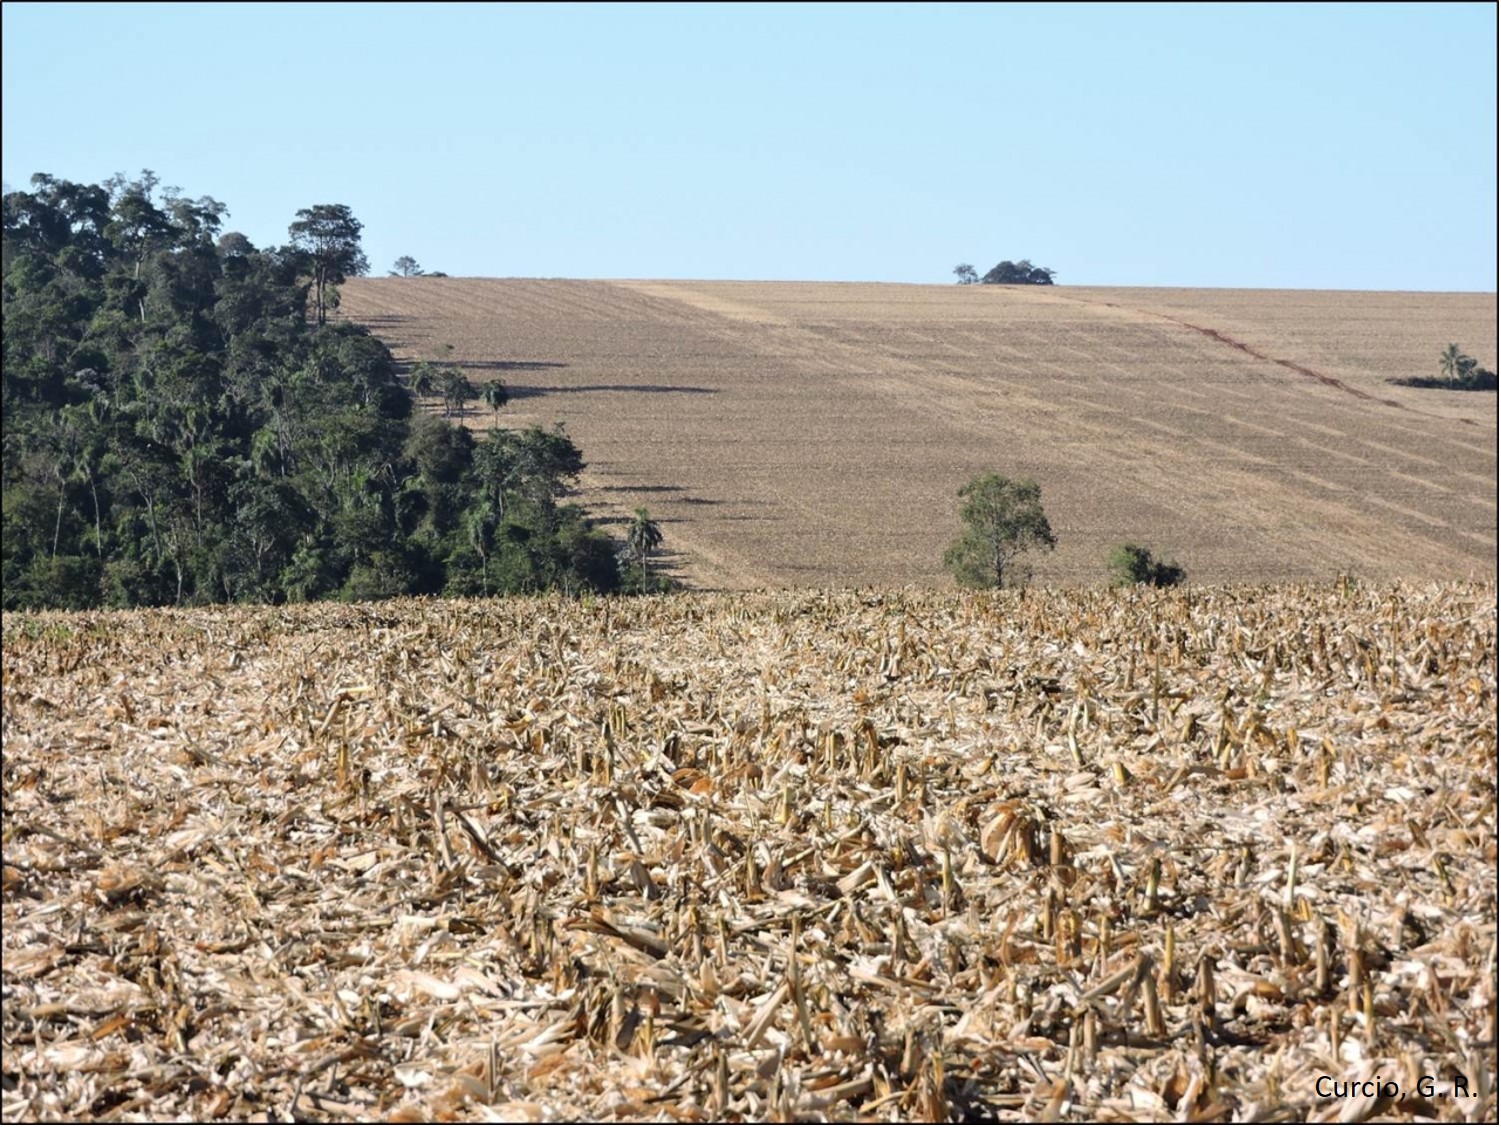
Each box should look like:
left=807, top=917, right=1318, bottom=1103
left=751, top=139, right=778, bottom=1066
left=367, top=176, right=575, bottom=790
left=2, top=173, right=624, bottom=609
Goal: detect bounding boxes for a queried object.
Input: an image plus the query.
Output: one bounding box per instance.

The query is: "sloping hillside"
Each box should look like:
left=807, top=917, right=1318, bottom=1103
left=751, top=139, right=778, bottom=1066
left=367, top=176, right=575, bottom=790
left=339, top=279, right=1496, bottom=589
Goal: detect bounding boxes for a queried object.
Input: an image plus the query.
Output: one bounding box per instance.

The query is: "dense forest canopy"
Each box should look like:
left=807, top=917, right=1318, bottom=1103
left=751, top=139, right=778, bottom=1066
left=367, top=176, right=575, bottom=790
left=2, top=172, right=623, bottom=609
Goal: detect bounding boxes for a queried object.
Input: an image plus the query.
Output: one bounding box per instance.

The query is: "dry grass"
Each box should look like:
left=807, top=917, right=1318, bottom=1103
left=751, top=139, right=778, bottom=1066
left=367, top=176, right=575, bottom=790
left=4, top=582, right=1496, bottom=1121
left=338, top=279, right=1497, bottom=590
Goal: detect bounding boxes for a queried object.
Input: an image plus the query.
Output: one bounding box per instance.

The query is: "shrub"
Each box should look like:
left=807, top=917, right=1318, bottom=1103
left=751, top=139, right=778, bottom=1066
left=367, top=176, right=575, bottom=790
left=1108, top=543, right=1186, bottom=588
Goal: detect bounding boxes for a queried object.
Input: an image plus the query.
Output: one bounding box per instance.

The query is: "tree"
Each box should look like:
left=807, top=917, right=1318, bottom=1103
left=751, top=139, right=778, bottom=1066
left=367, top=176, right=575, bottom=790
left=408, top=360, right=436, bottom=400
left=482, top=379, right=510, bottom=423
left=1439, top=343, right=1463, bottom=387
left=627, top=507, right=664, bottom=594
left=953, top=263, right=979, bottom=285
left=1107, top=543, right=1185, bottom=588
left=943, top=473, right=1056, bottom=588
left=981, top=260, right=1057, bottom=285
left=288, top=204, right=368, bottom=325
left=439, top=366, right=476, bottom=418
left=2, top=170, right=632, bottom=610
left=390, top=256, right=424, bottom=277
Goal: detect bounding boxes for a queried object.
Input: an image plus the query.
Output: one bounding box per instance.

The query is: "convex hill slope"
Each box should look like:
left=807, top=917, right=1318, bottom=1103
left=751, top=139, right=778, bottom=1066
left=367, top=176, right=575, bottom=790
left=338, top=279, right=1497, bottom=590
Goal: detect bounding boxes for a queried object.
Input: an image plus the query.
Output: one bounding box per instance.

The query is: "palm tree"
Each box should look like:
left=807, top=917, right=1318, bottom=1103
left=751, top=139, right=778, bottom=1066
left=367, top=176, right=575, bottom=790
left=439, top=366, right=476, bottom=419
left=1439, top=343, right=1464, bottom=387
left=465, top=505, right=498, bottom=596
left=482, top=380, right=510, bottom=424
left=627, top=507, right=663, bottom=594
left=408, top=361, right=436, bottom=401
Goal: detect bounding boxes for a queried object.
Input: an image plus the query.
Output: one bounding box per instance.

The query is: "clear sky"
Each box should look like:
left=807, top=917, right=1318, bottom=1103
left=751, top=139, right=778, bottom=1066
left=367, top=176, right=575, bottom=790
left=2, top=2, right=1495, bottom=290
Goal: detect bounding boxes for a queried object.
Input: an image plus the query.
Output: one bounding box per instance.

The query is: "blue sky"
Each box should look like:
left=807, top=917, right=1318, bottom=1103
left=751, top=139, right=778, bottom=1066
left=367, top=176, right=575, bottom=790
left=3, top=2, right=1495, bottom=289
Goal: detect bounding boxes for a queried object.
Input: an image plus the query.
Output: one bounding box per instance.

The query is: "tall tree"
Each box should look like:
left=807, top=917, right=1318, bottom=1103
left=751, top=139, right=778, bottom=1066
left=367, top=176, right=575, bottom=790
left=288, top=204, right=368, bottom=325
left=953, top=263, right=979, bottom=285
left=943, top=473, right=1056, bottom=588
left=482, top=379, right=509, bottom=423
left=627, top=507, right=663, bottom=594
left=390, top=255, right=424, bottom=277
left=439, top=366, right=476, bottom=418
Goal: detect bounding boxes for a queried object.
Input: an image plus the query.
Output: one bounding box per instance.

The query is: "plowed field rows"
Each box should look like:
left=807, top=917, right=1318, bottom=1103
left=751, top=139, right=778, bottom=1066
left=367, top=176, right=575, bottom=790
left=338, top=280, right=1496, bottom=590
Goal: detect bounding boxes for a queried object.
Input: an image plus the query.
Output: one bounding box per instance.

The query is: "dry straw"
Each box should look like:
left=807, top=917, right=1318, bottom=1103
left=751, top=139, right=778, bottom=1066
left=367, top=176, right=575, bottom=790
left=2, top=581, right=1495, bottom=1121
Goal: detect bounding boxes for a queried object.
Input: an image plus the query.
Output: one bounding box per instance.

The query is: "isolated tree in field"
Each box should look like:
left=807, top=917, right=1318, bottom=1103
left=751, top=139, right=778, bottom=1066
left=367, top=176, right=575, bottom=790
left=953, top=263, right=979, bottom=285
left=288, top=204, right=369, bottom=325
left=944, top=473, right=1056, bottom=588
left=482, top=380, right=510, bottom=423
left=390, top=255, right=424, bottom=277
left=627, top=508, right=664, bottom=594
left=1107, top=543, right=1186, bottom=588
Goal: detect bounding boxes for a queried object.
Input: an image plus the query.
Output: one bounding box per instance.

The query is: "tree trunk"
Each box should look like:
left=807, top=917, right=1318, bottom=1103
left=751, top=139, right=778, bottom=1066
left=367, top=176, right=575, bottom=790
left=89, top=475, right=102, bottom=557
left=141, top=491, right=161, bottom=562
left=52, top=490, right=65, bottom=559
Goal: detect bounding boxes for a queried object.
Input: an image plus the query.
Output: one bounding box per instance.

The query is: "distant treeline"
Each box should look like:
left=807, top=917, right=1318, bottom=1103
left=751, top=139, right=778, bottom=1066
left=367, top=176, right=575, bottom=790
left=2, top=172, right=625, bottom=609
left=953, top=260, right=1056, bottom=285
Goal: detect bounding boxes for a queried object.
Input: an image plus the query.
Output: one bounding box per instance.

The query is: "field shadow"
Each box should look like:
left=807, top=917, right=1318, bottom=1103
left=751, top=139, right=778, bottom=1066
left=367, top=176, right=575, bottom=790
left=1387, top=374, right=1497, bottom=392
left=506, top=384, right=719, bottom=400
left=458, top=360, right=570, bottom=372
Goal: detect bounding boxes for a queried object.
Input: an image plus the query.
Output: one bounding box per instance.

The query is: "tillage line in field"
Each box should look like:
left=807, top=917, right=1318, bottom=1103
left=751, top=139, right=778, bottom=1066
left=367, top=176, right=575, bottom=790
left=1057, top=294, right=1476, bottom=424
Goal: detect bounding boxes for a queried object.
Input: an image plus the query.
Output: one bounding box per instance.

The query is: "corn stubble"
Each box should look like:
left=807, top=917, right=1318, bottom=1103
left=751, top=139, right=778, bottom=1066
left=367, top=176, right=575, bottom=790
left=2, top=582, right=1495, bottom=1122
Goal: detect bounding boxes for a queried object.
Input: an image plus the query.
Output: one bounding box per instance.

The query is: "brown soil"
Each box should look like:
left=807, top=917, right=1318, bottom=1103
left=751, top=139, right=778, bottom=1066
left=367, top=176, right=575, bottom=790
left=337, top=279, right=1496, bottom=590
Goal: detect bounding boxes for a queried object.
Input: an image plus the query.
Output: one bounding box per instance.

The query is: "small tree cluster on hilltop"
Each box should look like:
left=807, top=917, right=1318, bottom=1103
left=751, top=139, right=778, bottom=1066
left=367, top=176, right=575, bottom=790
left=390, top=256, right=447, bottom=278
left=954, top=260, right=1056, bottom=285
left=985, top=259, right=1055, bottom=285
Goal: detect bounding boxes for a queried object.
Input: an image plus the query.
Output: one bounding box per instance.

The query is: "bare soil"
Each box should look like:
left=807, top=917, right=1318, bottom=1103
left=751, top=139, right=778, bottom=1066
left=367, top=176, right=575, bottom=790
left=338, top=279, right=1497, bottom=590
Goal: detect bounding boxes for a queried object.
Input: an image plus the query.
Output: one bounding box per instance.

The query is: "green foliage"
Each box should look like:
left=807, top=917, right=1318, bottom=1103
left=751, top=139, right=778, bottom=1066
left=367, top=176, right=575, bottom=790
left=438, top=366, right=477, bottom=418
left=287, top=204, right=368, bottom=326
left=482, top=380, right=509, bottom=420
left=627, top=507, right=665, bottom=594
left=1393, top=344, right=1497, bottom=391
left=1107, top=543, right=1186, bottom=588
left=2, top=172, right=626, bottom=609
left=943, top=474, right=1056, bottom=588
left=953, top=263, right=979, bottom=285
left=980, top=259, right=1056, bottom=285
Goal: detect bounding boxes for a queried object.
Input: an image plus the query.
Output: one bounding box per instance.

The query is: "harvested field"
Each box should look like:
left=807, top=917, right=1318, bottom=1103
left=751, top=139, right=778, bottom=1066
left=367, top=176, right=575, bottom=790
left=4, top=583, right=1496, bottom=1122
left=337, top=279, right=1497, bottom=590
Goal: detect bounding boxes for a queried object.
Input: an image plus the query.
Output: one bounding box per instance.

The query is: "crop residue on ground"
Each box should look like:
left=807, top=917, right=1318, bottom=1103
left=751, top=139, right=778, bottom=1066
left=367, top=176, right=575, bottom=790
left=3, top=583, right=1495, bottom=1121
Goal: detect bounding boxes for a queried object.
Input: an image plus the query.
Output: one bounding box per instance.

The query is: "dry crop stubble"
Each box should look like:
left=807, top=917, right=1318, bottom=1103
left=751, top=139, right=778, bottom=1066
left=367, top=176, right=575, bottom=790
left=3, top=583, right=1495, bottom=1121
left=338, top=278, right=1496, bottom=589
